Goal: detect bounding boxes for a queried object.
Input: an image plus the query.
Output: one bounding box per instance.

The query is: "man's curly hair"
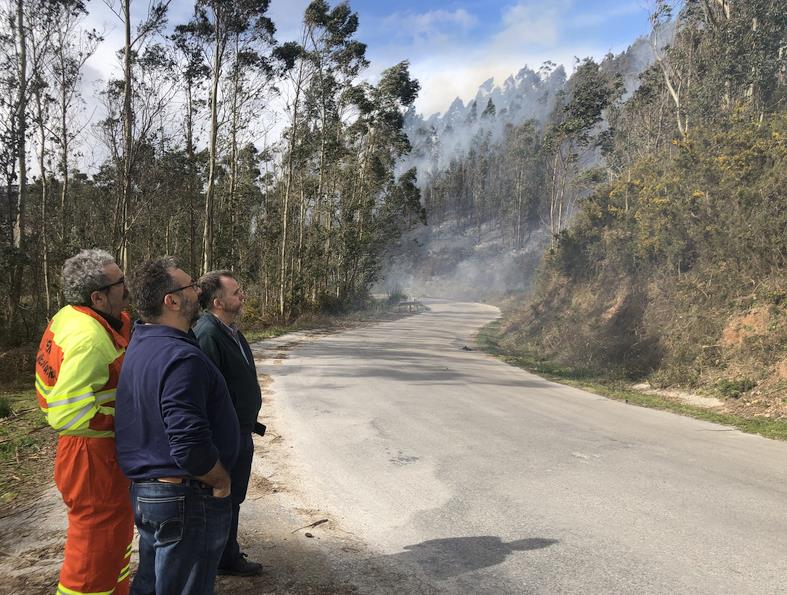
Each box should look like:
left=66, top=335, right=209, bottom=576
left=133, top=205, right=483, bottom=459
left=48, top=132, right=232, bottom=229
left=129, top=256, right=179, bottom=321
left=61, top=249, right=116, bottom=305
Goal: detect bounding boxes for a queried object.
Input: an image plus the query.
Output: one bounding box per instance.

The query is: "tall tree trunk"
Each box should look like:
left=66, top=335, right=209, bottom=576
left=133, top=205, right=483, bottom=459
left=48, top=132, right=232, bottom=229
left=279, top=59, right=306, bottom=318
left=185, top=78, right=197, bottom=274
left=228, top=42, right=240, bottom=267
left=13, top=0, right=27, bottom=250
left=202, top=11, right=223, bottom=275
left=515, top=165, right=523, bottom=248
left=59, top=79, right=69, bottom=245
left=8, top=0, right=28, bottom=338
left=297, top=178, right=305, bottom=276
left=35, top=82, right=51, bottom=315
left=120, top=0, right=133, bottom=270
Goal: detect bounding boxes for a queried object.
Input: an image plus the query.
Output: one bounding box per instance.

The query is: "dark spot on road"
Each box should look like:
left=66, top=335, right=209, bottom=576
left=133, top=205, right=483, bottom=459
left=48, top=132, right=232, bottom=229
left=390, top=452, right=420, bottom=466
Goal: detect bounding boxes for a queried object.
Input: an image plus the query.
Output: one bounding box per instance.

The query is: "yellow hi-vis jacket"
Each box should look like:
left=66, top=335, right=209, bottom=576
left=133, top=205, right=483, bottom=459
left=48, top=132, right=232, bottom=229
left=35, top=306, right=131, bottom=437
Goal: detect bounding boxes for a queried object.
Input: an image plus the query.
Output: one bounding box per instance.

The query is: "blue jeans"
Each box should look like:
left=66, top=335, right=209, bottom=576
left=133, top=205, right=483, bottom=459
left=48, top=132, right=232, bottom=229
left=130, top=480, right=231, bottom=595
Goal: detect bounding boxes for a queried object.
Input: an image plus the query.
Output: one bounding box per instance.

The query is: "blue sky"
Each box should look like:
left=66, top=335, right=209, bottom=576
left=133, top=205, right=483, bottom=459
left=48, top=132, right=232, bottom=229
left=268, top=0, right=653, bottom=115
left=84, top=1, right=653, bottom=119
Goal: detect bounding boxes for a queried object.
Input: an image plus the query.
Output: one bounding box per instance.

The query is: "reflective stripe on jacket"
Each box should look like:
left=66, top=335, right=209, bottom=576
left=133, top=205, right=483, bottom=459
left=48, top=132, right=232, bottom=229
left=35, top=306, right=131, bottom=437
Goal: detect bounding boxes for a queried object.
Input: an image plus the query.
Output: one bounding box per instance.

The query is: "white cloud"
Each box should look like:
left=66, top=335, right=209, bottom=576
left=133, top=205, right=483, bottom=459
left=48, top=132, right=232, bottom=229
left=492, top=2, right=561, bottom=50
left=371, top=8, right=479, bottom=53
left=386, top=8, right=478, bottom=36
left=570, top=3, right=646, bottom=28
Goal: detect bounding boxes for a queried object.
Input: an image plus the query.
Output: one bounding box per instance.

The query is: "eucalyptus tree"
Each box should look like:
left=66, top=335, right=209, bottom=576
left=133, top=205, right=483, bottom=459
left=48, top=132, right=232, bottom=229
left=275, top=0, right=368, bottom=316
left=501, top=120, right=544, bottom=247
left=50, top=8, right=101, bottom=250
left=171, top=24, right=209, bottom=274
left=299, top=0, right=367, bottom=304
left=649, top=0, right=786, bottom=138
left=543, top=58, right=622, bottom=244
left=96, top=40, right=179, bottom=270
left=175, top=0, right=276, bottom=274
left=337, top=60, right=420, bottom=299
left=0, top=0, right=90, bottom=330
left=27, top=0, right=59, bottom=315
left=0, top=14, right=16, bottom=218
left=9, top=0, right=27, bottom=251
left=101, top=0, right=171, bottom=269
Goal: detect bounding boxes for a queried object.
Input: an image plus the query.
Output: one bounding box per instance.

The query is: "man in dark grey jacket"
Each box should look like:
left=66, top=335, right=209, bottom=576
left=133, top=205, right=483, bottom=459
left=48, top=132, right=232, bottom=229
left=194, top=270, right=263, bottom=577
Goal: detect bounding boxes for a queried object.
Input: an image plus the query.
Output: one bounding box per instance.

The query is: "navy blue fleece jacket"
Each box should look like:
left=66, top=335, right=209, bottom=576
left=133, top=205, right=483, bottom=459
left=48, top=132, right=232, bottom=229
left=115, top=322, right=239, bottom=480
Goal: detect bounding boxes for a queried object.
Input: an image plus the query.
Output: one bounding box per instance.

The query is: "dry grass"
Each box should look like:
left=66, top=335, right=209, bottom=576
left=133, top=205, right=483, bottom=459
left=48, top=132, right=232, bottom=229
left=0, top=390, right=56, bottom=509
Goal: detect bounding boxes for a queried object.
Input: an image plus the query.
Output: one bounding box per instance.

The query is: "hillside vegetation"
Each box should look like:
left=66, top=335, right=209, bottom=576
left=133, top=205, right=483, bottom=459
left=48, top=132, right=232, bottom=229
left=497, top=1, right=786, bottom=417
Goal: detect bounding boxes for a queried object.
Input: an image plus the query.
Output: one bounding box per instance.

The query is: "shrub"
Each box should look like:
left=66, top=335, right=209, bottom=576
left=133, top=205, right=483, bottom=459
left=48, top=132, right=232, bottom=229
left=387, top=285, right=408, bottom=305
left=0, top=397, right=11, bottom=418
left=716, top=378, right=757, bottom=398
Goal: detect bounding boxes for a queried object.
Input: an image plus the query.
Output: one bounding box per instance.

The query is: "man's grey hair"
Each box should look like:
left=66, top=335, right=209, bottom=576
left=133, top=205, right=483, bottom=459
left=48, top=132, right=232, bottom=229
left=62, top=249, right=117, bottom=305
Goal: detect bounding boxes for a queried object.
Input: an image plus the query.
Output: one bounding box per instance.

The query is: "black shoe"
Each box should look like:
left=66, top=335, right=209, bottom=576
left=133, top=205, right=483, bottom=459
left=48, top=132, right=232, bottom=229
left=217, top=553, right=263, bottom=577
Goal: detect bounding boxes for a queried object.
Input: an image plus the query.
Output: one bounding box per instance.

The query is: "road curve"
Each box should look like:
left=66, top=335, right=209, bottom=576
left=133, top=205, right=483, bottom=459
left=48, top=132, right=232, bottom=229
left=264, top=299, right=787, bottom=594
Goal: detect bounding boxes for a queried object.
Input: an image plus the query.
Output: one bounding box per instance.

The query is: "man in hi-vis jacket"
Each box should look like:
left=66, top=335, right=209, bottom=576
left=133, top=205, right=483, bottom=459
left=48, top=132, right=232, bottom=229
left=35, top=249, right=134, bottom=595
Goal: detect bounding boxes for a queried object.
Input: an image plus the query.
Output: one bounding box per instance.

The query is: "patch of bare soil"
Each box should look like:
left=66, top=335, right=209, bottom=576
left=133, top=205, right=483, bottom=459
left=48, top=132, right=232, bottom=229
left=721, top=307, right=771, bottom=348
left=0, top=428, right=56, bottom=506
left=631, top=381, right=787, bottom=421
left=717, top=390, right=787, bottom=420
left=0, top=487, right=66, bottom=593
left=631, top=383, right=724, bottom=409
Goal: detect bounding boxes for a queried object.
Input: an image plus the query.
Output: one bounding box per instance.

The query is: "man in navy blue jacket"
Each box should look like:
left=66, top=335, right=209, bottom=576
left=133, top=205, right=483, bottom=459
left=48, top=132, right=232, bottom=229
left=116, top=257, right=240, bottom=595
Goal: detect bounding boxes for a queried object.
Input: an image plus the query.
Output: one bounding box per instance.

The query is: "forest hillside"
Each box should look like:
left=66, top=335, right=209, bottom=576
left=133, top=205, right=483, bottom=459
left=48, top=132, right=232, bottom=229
left=501, top=0, right=786, bottom=417
left=0, top=0, right=425, bottom=354
left=391, top=0, right=786, bottom=417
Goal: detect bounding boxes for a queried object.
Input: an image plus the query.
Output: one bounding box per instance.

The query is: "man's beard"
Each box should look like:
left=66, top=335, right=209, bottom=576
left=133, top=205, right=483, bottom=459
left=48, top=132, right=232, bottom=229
left=224, top=301, right=242, bottom=317
left=183, top=295, right=201, bottom=326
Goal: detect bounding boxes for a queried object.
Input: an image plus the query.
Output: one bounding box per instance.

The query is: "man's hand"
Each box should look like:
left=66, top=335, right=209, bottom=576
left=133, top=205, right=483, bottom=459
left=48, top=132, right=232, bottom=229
left=212, top=484, right=231, bottom=498
left=195, top=460, right=231, bottom=498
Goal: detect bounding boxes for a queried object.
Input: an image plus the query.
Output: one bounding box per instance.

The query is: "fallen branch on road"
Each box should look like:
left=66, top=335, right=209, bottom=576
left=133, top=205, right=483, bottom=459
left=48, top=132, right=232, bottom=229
left=291, top=518, right=328, bottom=534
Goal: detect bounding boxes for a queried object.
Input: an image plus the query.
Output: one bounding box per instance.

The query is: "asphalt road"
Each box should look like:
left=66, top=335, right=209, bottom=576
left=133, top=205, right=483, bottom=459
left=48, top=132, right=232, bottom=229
left=265, top=299, right=787, bottom=594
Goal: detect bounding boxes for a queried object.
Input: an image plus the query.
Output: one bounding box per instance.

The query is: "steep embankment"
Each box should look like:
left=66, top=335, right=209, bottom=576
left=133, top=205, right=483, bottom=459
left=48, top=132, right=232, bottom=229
left=495, top=114, right=787, bottom=421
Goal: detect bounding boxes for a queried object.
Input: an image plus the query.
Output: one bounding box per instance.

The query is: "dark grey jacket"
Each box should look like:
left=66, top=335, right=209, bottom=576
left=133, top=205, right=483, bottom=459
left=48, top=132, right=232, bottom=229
left=193, top=313, right=262, bottom=434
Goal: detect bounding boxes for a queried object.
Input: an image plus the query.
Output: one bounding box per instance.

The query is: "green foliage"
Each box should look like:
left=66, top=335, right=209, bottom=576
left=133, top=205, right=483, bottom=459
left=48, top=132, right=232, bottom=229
left=386, top=286, right=407, bottom=305
left=0, top=0, right=424, bottom=343
left=716, top=378, right=757, bottom=399
left=0, top=397, right=10, bottom=418
left=492, top=3, right=787, bottom=406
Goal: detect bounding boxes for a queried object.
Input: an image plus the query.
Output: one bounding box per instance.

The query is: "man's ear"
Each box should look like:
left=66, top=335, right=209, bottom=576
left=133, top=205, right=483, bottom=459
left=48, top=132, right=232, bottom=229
left=89, top=290, right=105, bottom=308
left=212, top=296, right=223, bottom=311
left=163, top=293, right=178, bottom=310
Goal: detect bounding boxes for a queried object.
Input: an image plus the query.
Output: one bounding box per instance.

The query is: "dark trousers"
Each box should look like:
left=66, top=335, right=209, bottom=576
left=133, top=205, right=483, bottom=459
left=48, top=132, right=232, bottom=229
left=131, top=480, right=231, bottom=595
left=219, top=432, right=254, bottom=568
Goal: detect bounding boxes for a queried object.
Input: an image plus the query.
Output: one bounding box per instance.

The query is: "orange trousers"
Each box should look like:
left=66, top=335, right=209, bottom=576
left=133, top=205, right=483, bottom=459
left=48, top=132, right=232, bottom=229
left=53, top=436, right=133, bottom=595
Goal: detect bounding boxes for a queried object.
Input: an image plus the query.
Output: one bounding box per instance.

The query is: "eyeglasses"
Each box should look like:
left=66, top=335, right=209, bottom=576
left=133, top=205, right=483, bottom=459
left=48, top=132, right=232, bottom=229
left=97, top=276, right=125, bottom=292
left=167, top=281, right=199, bottom=295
